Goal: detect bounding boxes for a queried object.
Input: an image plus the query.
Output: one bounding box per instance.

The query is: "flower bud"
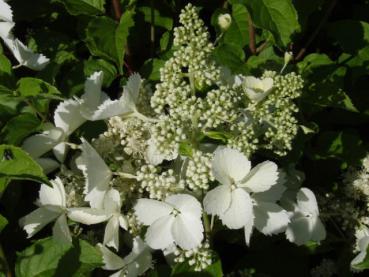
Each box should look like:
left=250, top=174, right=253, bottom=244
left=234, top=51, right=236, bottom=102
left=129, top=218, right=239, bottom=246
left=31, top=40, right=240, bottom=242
left=218, top=13, right=232, bottom=31
left=284, top=51, right=293, bottom=65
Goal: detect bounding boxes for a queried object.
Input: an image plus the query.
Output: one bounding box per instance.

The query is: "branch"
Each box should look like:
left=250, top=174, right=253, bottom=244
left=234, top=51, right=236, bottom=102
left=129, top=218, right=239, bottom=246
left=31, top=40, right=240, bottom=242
left=111, top=0, right=122, bottom=21
left=248, top=13, right=257, bottom=55
left=295, top=0, right=337, bottom=61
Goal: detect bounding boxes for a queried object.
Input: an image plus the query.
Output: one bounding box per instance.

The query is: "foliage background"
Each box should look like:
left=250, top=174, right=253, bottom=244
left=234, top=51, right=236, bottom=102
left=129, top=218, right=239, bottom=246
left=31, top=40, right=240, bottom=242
left=0, top=0, right=369, bottom=276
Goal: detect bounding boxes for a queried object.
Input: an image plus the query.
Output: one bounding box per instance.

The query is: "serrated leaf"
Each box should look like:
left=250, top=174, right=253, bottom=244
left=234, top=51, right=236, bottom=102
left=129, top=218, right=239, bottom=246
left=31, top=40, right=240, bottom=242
left=224, top=4, right=249, bottom=48
left=244, top=0, right=300, bottom=47
left=138, top=6, right=173, bottom=30
left=0, top=145, right=49, bottom=184
left=54, top=0, right=105, bottom=15
left=15, top=237, right=102, bottom=277
left=0, top=113, right=41, bottom=146
left=213, top=44, right=246, bottom=74
left=17, top=78, right=61, bottom=98
left=140, top=58, right=165, bottom=81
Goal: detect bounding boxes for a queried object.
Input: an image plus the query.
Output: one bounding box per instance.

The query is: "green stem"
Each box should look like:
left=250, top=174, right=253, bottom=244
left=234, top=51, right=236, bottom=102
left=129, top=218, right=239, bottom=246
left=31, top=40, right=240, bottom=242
left=202, top=212, right=211, bottom=237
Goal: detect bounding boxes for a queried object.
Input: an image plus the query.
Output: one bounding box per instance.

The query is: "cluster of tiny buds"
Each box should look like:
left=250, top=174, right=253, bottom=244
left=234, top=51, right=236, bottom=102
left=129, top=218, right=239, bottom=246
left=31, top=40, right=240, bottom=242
left=185, top=150, right=214, bottom=191
left=126, top=212, right=143, bottom=237
left=174, top=241, right=212, bottom=271
left=137, top=165, right=185, bottom=200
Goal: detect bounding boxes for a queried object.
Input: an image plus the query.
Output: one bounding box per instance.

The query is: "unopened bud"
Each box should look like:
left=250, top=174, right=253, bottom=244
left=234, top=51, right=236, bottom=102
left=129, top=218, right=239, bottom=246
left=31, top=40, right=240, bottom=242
left=284, top=51, right=293, bottom=65
left=218, top=14, right=232, bottom=31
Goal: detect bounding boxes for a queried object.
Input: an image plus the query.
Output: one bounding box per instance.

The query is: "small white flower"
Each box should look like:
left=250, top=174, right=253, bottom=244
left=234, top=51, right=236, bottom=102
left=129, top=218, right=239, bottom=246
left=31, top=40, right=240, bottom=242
left=242, top=76, right=274, bottom=103
left=76, top=138, right=112, bottom=209
left=203, top=147, right=287, bottom=245
left=98, top=237, right=152, bottom=277
left=134, top=194, right=204, bottom=250
left=285, top=187, right=326, bottom=245
left=68, top=188, right=128, bottom=250
left=218, top=13, right=232, bottom=31
left=19, top=177, right=72, bottom=244
left=351, top=225, right=369, bottom=269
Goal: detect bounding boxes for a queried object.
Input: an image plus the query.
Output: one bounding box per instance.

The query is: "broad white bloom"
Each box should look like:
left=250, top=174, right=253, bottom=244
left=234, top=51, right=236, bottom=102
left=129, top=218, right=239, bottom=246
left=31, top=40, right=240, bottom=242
left=0, top=0, right=13, bottom=22
left=76, top=138, right=112, bottom=209
left=134, top=194, right=204, bottom=250
left=19, top=177, right=72, bottom=244
left=351, top=225, right=369, bottom=268
left=285, top=187, right=326, bottom=245
left=242, top=76, right=274, bottom=103
left=68, top=188, right=127, bottom=250
left=203, top=147, right=287, bottom=245
left=98, top=237, right=152, bottom=277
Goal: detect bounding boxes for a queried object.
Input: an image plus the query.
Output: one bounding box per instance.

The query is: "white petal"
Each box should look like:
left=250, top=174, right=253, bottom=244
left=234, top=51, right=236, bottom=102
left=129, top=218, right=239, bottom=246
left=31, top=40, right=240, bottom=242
left=310, top=217, right=326, bottom=243
left=0, top=22, right=14, bottom=39
left=53, top=142, right=68, bottom=163
left=103, top=188, right=122, bottom=214
left=68, top=208, right=110, bottom=225
left=212, top=147, right=251, bottom=186
left=252, top=179, right=286, bottom=203
left=123, top=237, right=152, bottom=276
left=240, top=161, right=278, bottom=193
left=54, top=98, right=85, bottom=136
left=22, top=126, right=64, bottom=158
left=19, top=207, right=60, bottom=238
left=145, top=138, right=165, bottom=165
left=134, top=199, right=172, bottom=225
left=352, top=237, right=369, bottom=266
left=244, top=215, right=254, bottom=246
left=98, top=244, right=125, bottom=270
left=118, top=215, right=128, bottom=230
left=104, top=216, right=120, bottom=251
left=172, top=214, right=204, bottom=250
left=39, top=178, right=64, bottom=207
left=120, top=73, right=142, bottom=112
left=165, top=194, right=202, bottom=219
left=285, top=216, right=311, bottom=245
left=203, top=184, right=232, bottom=216
left=220, top=188, right=253, bottom=229
left=351, top=250, right=368, bottom=267
left=145, top=215, right=174, bottom=250
left=0, top=0, right=13, bottom=22
left=262, top=77, right=274, bottom=91
left=296, top=187, right=319, bottom=216
left=78, top=138, right=112, bottom=209
left=81, top=71, right=105, bottom=113
left=52, top=214, right=72, bottom=244
left=36, top=158, right=59, bottom=174
left=87, top=98, right=130, bottom=121
left=6, top=38, right=49, bottom=70
left=254, top=201, right=290, bottom=235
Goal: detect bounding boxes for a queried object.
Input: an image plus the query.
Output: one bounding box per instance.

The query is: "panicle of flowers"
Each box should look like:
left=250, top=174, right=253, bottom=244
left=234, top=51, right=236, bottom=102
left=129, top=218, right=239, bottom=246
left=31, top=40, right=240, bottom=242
left=173, top=241, right=213, bottom=271
left=136, top=165, right=185, bottom=200
left=184, top=150, right=214, bottom=191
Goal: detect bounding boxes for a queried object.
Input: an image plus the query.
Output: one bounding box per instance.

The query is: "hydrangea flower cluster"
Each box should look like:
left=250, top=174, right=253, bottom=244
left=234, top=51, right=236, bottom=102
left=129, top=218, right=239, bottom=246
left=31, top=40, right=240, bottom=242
left=18, top=4, right=325, bottom=276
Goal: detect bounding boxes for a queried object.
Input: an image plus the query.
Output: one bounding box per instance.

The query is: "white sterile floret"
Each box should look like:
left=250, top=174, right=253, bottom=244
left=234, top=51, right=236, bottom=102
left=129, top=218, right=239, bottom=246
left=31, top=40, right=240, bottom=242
left=0, top=0, right=13, bottom=22
left=98, top=237, right=152, bottom=277
left=351, top=225, right=369, bottom=270
left=285, top=187, right=326, bottom=245
left=76, top=138, right=112, bottom=209
left=68, top=188, right=128, bottom=250
left=19, top=177, right=72, bottom=244
left=134, top=194, right=204, bottom=250
left=242, top=76, right=274, bottom=103
left=203, top=147, right=289, bottom=245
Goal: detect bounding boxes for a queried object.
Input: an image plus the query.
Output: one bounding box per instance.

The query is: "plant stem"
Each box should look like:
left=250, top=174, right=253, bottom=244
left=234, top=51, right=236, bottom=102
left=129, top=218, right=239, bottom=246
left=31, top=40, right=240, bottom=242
left=295, top=0, right=337, bottom=61
left=248, top=13, right=257, bottom=55
left=112, top=0, right=122, bottom=20
left=150, top=0, right=155, bottom=58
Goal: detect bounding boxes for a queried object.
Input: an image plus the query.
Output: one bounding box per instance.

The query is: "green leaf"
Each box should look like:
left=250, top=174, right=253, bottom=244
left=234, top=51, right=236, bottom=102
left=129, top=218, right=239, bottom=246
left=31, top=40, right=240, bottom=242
left=0, top=113, right=41, bottom=146
left=138, top=6, right=173, bottom=30
left=0, top=54, right=15, bottom=88
left=0, top=177, right=9, bottom=194
left=84, top=58, right=117, bottom=87
left=0, top=145, right=49, bottom=184
left=179, top=141, right=193, bottom=157
left=224, top=4, right=249, bottom=48
left=86, top=12, right=135, bottom=72
left=15, top=238, right=102, bottom=277
left=17, top=78, right=61, bottom=98
left=0, top=214, right=7, bottom=233
left=213, top=44, right=246, bottom=73
left=327, top=20, right=369, bottom=54
left=203, top=130, right=232, bottom=143
left=140, top=58, right=165, bottom=81
left=298, top=54, right=358, bottom=112
left=244, top=0, right=300, bottom=47
left=54, top=0, right=105, bottom=15
left=116, top=10, right=135, bottom=72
